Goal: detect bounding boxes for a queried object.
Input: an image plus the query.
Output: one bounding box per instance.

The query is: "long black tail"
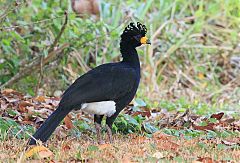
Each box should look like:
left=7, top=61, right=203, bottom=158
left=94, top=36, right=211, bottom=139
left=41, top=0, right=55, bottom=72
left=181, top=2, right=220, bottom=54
left=29, top=106, right=71, bottom=145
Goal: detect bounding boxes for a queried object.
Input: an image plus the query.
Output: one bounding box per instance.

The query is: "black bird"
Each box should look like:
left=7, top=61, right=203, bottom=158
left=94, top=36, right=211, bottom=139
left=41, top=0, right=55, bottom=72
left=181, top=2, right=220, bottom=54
left=29, top=22, right=151, bottom=145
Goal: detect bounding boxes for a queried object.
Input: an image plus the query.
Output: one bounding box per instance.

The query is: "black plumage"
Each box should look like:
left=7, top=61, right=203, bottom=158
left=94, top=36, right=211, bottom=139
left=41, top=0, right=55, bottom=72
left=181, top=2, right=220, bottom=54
left=29, top=22, right=150, bottom=145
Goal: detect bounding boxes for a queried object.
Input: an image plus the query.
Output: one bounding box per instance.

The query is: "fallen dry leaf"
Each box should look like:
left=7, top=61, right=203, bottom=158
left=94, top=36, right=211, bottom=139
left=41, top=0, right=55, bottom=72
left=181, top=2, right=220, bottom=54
left=193, top=123, right=215, bottom=131
left=2, top=88, right=15, bottom=95
left=38, top=150, right=53, bottom=159
left=21, top=120, right=33, bottom=125
left=132, top=110, right=151, bottom=117
left=25, top=146, right=53, bottom=158
left=153, top=132, right=174, bottom=141
left=221, top=139, right=238, bottom=146
left=61, top=143, right=71, bottom=151
left=34, top=96, right=46, bottom=102
left=2, top=88, right=23, bottom=96
left=131, top=136, right=148, bottom=144
left=55, top=125, right=68, bottom=139
left=18, top=101, right=33, bottom=113
left=98, top=144, right=112, bottom=150
left=210, top=112, right=224, bottom=120
left=64, top=114, right=74, bottom=129
left=196, top=157, right=214, bottom=163
left=153, top=132, right=179, bottom=151
left=156, top=140, right=179, bottom=151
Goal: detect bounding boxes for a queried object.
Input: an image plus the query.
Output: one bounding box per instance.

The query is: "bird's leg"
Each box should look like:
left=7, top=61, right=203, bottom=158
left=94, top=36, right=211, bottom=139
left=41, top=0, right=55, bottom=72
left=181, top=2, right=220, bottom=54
left=106, top=111, right=120, bottom=144
left=94, top=115, right=104, bottom=144
left=95, top=123, right=104, bottom=144
left=106, top=124, right=113, bottom=143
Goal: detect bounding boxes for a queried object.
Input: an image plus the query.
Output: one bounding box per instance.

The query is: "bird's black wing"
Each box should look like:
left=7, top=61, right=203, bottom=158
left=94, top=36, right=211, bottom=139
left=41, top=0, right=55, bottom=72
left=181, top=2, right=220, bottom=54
left=59, top=63, right=138, bottom=109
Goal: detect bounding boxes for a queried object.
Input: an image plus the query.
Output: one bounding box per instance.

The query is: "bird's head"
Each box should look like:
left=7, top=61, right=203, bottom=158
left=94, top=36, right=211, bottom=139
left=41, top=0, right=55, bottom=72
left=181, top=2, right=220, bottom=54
left=120, top=22, right=151, bottom=47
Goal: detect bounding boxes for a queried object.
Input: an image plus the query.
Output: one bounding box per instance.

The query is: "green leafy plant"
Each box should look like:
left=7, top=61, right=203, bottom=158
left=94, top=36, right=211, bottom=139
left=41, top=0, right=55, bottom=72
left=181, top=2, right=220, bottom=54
left=0, top=117, right=34, bottom=140
left=113, top=114, right=145, bottom=134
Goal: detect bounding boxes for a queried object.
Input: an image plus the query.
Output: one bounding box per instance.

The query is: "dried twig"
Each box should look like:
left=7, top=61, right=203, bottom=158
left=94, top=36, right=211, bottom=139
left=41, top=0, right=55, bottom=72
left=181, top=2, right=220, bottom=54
left=34, top=55, right=44, bottom=94
left=48, top=11, right=68, bottom=53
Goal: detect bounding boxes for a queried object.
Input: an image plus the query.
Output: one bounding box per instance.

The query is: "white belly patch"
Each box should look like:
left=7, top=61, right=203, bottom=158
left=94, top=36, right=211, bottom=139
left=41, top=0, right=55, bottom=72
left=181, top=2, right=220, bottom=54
left=81, top=101, right=116, bottom=117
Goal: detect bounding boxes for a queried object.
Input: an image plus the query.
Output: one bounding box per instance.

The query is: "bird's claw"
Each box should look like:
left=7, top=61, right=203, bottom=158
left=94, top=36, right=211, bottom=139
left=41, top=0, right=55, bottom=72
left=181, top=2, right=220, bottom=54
left=95, top=123, right=113, bottom=144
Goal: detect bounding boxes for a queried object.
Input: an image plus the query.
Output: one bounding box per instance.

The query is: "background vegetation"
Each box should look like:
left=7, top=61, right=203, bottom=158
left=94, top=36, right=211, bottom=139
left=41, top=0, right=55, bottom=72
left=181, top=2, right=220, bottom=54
left=0, top=0, right=239, bottom=162
left=1, top=0, right=239, bottom=110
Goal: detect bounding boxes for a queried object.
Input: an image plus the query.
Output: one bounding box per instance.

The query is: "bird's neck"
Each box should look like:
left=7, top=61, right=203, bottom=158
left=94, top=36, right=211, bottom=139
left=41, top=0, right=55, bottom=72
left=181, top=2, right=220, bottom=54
left=120, top=42, right=140, bottom=68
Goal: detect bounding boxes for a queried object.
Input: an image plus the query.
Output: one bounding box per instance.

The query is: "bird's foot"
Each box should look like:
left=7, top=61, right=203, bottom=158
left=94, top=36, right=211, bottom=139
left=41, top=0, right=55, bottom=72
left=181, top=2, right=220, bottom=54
left=95, top=123, right=104, bottom=144
left=106, top=125, right=113, bottom=143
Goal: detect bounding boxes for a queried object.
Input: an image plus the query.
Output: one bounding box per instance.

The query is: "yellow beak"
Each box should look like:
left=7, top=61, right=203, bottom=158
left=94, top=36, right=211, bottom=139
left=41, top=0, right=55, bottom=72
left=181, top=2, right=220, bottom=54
left=140, top=36, right=151, bottom=44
